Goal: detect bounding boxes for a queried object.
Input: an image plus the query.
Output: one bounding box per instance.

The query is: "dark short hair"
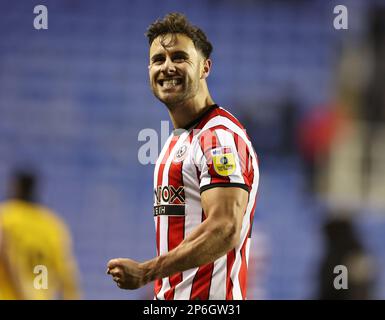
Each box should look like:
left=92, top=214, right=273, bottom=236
left=146, top=12, right=213, bottom=59
left=11, top=170, right=37, bottom=202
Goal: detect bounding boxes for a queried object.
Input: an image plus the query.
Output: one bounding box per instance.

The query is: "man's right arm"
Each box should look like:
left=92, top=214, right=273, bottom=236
left=107, top=187, right=248, bottom=289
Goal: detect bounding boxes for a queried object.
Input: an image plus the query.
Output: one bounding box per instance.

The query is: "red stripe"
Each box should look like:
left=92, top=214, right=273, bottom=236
left=190, top=263, right=215, bottom=300
left=167, top=217, right=184, bottom=250
left=226, top=249, right=236, bottom=300
left=166, top=216, right=184, bottom=247
left=189, top=211, right=214, bottom=299
left=164, top=216, right=184, bottom=300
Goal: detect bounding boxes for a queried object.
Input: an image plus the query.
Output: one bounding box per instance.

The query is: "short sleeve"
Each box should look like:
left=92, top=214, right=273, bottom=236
left=192, top=127, right=254, bottom=194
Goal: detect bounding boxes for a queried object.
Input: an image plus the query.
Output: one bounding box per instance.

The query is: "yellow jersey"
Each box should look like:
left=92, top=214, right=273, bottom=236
left=0, top=200, right=80, bottom=299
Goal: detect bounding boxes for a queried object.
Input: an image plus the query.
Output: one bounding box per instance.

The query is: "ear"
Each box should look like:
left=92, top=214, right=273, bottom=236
left=201, top=58, right=212, bottom=79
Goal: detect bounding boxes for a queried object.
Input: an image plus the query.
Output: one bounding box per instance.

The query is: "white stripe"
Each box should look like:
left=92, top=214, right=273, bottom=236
left=208, top=255, right=227, bottom=299
left=174, top=267, right=199, bottom=300
left=158, top=216, right=169, bottom=256
left=231, top=250, right=243, bottom=300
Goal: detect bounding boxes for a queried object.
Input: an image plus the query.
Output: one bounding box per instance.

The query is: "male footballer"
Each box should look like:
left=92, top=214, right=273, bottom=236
left=107, top=12, right=259, bottom=300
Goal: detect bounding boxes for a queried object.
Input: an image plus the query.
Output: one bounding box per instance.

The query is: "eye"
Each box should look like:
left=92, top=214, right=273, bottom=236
left=173, top=54, right=187, bottom=63
left=152, top=56, right=165, bottom=65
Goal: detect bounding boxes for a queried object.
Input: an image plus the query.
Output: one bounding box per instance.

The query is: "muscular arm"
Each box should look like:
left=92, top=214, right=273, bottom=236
left=107, top=187, right=248, bottom=289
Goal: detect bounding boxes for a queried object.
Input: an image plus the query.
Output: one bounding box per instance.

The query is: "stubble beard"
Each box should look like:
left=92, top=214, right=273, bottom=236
left=152, top=76, right=200, bottom=111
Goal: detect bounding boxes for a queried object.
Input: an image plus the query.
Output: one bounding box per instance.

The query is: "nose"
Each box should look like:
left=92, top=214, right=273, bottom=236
left=160, top=57, right=176, bottom=74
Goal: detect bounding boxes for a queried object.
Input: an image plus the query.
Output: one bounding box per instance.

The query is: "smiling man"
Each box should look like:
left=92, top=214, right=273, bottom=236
left=107, top=13, right=259, bottom=300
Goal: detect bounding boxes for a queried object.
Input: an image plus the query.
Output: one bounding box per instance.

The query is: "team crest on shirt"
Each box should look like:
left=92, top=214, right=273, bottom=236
left=173, top=142, right=189, bottom=163
left=211, top=146, right=236, bottom=176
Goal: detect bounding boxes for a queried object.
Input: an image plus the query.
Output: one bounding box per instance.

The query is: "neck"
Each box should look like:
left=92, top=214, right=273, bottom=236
left=167, top=93, right=214, bottom=129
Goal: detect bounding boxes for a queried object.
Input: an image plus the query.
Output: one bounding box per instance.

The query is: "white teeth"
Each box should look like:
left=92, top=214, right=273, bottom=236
left=162, top=79, right=180, bottom=88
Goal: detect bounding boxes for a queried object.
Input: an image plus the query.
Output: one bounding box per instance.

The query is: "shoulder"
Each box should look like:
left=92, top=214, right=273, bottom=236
left=0, top=200, right=24, bottom=223
left=198, top=105, right=246, bottom=133
left=40, top=206, right=67, bottom=229
left=192, top=106, right=251, bottom=149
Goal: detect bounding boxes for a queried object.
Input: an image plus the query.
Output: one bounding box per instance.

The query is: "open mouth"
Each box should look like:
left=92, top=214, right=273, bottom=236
left=157, top=78, right=183, bottom=89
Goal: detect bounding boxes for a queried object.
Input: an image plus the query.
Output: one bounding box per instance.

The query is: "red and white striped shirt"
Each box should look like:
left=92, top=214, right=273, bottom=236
left=153, top=104, right=259, bottom=300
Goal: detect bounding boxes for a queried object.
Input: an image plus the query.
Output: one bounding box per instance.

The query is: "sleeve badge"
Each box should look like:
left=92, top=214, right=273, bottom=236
left=211, top=146, right=236, bottom=176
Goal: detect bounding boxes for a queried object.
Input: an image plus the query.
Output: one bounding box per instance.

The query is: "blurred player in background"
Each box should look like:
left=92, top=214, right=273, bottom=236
left=0, top=171, right=81, bottom=299
left=318, top=212, right=376, bottom=300
left=107, top=13, right=259, bottom=300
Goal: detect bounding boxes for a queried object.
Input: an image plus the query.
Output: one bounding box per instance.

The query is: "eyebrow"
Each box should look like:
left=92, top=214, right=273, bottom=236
left=150, top=50, right=189, bottom=62
left=150, top=53, right=164, bottom=62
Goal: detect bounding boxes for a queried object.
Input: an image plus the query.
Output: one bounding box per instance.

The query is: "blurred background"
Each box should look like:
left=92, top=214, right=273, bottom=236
left=0, top=0, right=384, bottom=299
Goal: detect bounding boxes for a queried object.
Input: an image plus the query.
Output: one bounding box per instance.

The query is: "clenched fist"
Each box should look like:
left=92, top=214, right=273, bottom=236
left=106, top=258, right=147, bottom=290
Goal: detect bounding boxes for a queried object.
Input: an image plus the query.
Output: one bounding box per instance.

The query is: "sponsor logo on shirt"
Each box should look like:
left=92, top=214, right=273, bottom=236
left=153, top=186, right=186, bottom=216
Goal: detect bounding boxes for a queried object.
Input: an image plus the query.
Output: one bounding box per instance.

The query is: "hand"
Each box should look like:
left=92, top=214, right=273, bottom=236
left=106, top=258, right=146, bottom=290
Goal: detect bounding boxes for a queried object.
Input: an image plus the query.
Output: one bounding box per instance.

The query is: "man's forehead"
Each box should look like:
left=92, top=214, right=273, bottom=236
left=149, top=33, right=196, bottom=55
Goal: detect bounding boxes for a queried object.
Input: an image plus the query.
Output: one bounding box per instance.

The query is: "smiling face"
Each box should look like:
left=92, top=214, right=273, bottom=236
left=148, top=33, right=210, bottom=108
